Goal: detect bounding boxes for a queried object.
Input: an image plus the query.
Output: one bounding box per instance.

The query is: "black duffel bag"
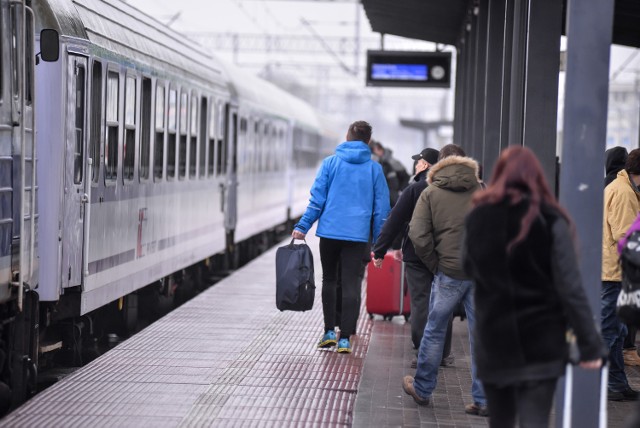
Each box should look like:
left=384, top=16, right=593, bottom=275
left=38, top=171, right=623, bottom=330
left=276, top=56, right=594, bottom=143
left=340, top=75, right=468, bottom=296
left=275, top=239, right=315, bottom=311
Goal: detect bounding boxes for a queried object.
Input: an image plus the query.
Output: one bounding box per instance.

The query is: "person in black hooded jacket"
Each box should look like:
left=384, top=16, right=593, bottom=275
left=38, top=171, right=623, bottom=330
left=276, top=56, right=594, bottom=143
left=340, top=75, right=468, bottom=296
left=605, top=146, right=629, bottom=187
left=603, top=146, right=640, bottom=368
left=372, top=148, right=453, bottom=365
left=463, top=146, right=605, bottom=427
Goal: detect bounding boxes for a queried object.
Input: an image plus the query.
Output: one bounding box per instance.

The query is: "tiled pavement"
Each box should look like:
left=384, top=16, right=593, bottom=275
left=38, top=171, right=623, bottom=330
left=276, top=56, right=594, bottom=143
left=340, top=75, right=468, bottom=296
left=2, top=227, right=640, bottom=426
left=354, top=315, right=640, bottom=428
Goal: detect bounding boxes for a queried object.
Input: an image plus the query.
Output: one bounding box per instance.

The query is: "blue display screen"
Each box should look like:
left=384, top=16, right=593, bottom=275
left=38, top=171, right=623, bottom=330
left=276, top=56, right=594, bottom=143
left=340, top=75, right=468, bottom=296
left=371, top=63, right=428, bottom=81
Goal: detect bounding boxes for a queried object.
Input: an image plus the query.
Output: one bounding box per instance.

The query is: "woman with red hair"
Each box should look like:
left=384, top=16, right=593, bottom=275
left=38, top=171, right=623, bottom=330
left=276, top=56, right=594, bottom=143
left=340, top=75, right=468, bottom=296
left=462, top=146, right=605, bottom=427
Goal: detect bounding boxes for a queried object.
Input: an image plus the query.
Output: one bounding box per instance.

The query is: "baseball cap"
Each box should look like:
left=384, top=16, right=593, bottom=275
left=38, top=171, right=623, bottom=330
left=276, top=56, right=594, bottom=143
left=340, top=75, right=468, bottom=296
left=411, top=148, right=440, bottom=165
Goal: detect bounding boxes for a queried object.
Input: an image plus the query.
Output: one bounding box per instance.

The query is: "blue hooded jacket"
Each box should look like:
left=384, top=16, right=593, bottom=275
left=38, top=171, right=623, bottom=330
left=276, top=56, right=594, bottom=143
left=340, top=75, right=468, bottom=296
left=294, top=141, right=390, bottom=243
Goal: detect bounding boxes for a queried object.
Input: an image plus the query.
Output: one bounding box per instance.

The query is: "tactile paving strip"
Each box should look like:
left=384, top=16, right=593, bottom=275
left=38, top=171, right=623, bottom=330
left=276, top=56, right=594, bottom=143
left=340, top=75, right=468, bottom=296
left=1, top=232, right=373, bottom=427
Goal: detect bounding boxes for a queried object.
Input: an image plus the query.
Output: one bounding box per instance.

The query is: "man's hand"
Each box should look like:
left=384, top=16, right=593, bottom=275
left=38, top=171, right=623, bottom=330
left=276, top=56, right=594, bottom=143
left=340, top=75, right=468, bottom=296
left=292, top=230, right=306, bottom=240
left=373, top=257, right=383, bottom=268
left=579, top=359, right=603, bottom=370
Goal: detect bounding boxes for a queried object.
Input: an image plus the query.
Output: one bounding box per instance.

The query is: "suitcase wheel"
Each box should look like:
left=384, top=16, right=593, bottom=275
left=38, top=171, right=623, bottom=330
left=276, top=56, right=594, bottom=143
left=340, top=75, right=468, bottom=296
left=404, top=314, right=410, bottom=322
left=384, top=315, right=392, bottom=321
left=368, top=313, right=374, bottom=320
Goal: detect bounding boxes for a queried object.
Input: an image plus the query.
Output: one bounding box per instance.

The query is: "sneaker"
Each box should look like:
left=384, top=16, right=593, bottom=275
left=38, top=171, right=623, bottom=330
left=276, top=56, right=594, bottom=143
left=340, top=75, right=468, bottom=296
left=608, top=387, right=640, bottom=401
left=317, top=330, right=337, bottom=348
left=623, top=349, right=640, bottom=366
left=440, top=354, right=455, bottom=367
left=402, top=376, right=429, bottom=406
left=337, top=338, right=352, bottom=353
left=465, top=403, right=489, bottom=417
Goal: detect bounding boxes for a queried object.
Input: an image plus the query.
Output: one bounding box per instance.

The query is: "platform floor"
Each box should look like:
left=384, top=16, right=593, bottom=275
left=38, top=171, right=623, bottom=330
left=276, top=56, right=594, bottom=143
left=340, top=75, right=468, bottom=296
left=2, top=231, right=640, bottom=427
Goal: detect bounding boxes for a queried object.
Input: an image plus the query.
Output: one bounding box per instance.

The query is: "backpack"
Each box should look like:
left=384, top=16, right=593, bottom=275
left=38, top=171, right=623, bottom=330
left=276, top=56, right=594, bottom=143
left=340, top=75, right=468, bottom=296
left=275, top=239, right=316, bottom=311
left=618, top=230, right=640, bottom=325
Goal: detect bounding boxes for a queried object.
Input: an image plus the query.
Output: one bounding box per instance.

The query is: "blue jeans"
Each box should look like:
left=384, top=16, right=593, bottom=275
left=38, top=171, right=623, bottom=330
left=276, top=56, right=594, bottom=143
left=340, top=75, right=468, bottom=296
left=413, top=271, right=486, bottom=406
left=601, top=281, right=630, bottom=391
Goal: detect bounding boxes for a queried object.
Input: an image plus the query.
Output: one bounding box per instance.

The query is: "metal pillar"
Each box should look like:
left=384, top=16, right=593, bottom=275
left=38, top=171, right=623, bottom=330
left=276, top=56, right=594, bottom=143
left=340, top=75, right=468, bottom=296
left=481, top=0, right=508, bottom=179
left=507, top=0, right=527, bottom=148
left=462, top=11, right=476, bottom=154
left=470, top=0, right=489, bottom=162
left=521, top=0, right=562, bottom=192
left=453, top=49, right=465, bottom=147
left=557, top=0, right=614, bottom=426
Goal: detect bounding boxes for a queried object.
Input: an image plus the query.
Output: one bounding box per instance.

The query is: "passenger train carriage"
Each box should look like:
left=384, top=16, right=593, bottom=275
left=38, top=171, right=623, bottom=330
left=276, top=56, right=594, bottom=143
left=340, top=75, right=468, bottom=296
left=1, top=0, right=334, bottom=411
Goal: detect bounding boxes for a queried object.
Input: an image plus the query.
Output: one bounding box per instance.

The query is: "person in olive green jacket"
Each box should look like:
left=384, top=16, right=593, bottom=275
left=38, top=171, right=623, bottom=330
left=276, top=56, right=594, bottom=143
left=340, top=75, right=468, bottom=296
left=601, top=148, right=640, bottom=401
left=402, top=144, right=487, bottom=416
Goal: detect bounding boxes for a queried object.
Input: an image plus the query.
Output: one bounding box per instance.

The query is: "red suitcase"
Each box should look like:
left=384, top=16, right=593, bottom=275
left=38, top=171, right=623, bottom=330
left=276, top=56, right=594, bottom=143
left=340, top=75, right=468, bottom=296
left=366, top=252, right=411, bottom=321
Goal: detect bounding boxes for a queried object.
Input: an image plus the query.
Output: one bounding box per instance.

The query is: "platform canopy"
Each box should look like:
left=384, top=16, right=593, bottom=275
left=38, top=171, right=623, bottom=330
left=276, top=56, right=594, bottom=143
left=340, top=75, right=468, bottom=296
left=361, top=0, right=640, bottom=48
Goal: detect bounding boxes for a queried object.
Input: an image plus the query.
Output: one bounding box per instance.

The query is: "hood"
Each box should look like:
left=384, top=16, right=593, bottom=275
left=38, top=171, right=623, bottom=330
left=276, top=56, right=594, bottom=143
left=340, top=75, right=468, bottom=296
left=335, top=141, right=372, bottom=164
left=414, top=169, right=428, bottom=182
left=380, top=148, right=393, bottom=163
left=427, top=155, right=479, bottom=191
left=605, top=146, right=628, bottom=176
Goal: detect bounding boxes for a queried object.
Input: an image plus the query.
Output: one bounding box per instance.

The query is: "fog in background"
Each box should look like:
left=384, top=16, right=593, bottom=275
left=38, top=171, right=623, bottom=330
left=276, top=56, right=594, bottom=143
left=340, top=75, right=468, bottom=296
left=127, top=0, right=640, bottom=163
left=125, top=0, right=457, bottom=170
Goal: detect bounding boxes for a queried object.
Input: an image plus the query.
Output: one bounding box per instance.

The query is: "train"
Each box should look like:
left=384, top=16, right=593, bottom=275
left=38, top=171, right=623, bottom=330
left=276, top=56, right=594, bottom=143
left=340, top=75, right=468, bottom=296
left=1, top=0, right=336, bottom=412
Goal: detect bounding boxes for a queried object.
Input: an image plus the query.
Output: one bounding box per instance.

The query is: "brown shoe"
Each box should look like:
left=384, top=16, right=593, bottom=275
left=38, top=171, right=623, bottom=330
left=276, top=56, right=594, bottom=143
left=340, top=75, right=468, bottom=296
left=465, top=403, right=489, bottom=417
left=402, top=376, right=429, bottom=406
left=623, top=349, right=640, bottom=366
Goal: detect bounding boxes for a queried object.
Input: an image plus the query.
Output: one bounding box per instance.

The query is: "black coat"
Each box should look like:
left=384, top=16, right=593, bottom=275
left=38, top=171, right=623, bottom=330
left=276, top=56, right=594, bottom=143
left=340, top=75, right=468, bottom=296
left=605, top=146, right=628, bottom=188
left=462, top=199, right=605, bottom=385
left=372, top=170, right=428, bottom=264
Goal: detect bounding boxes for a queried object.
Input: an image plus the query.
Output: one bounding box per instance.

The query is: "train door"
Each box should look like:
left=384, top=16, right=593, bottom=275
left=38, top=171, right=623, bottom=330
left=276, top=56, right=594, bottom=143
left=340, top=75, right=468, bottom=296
left=61, top=54, right=88, bottom=289
left=223, top=104, right=238, bottom=235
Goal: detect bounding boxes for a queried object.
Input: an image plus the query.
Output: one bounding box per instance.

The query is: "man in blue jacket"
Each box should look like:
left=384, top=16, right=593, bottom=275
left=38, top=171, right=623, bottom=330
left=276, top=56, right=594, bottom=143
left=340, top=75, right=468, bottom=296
left=292, top=121, right=390, bottom=354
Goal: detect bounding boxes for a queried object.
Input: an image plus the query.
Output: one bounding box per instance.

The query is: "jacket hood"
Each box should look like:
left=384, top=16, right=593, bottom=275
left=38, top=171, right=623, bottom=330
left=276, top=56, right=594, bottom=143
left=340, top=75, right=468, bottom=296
left=413, top=169, right=428, bottom=182
left=336, top=141, right=372, bottom=164
left=427, top=155, right=479, bottom=191
left=605, top=147, right=628, bottom=176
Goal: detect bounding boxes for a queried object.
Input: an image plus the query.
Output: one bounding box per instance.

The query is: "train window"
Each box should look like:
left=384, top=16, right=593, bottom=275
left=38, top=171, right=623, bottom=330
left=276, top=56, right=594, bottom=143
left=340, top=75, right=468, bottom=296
left=90, top=61, right=103, bottom=183
left=10, top=6, right=18, bottom=98
left=167, top=88, right=177, bottom=179
left=216, top=102, right=226, bottom=176
left=199, top=97, right=207, bottom=178
left=262, top=124, right=269, bottom=173
left=123, top=75, right=136, bottom=182
left=154, top=84, right=165, bottom=181
left=25, top=9, right=33, bottom=104
left=189, top=94, right=198, bottom=178
left=207, top=99, right=216, bottom=177
left=270, top=128, right=277, bottom=172
left=105, top=72, right=119, bottom=182
left=237, top=118, right=246, bottom=174
left=73, top=63, right=86, bottom=184
left=178, top=91, right=188, bottom=179
left=140, top=77, right=152, bottom=181
left=278, top=129, right=287, bottom=171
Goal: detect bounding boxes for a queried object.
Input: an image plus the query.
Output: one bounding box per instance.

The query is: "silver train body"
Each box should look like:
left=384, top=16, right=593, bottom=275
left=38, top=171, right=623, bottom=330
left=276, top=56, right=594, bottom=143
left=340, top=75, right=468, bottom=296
left=1, top=0, right=335, bottom=410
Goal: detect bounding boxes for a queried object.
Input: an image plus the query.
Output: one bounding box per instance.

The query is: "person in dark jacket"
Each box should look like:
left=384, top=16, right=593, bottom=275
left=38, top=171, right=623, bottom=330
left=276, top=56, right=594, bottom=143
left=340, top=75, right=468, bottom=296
left=402, top=144, right=486, bottom=415
left=605, top=146, right=629, bottom=187
left=462, top=146, right=605, bottom=427
left=293, top=121, right=390, bottom=354
left=370, top=141, right=410, bottom=207
left=604, top=147, right=640, bottom=367
left=372, top=148, right=453, bottom=366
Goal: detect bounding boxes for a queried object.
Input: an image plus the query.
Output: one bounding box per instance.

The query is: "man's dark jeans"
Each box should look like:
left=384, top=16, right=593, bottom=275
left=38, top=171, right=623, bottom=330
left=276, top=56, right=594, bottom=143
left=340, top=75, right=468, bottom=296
left=602, top=281, right=630, bottom=391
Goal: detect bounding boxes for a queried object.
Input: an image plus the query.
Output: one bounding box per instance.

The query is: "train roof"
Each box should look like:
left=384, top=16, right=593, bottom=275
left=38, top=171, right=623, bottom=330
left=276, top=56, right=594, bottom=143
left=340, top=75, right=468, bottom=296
left=219, top=60, right=321, bottom=131
left=34, top=0, right=228, bottom=88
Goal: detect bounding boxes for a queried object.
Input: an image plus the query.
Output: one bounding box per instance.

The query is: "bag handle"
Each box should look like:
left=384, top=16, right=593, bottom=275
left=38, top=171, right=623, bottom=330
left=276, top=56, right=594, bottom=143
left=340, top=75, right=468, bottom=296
left=289, top=238, right=307, bottom=246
